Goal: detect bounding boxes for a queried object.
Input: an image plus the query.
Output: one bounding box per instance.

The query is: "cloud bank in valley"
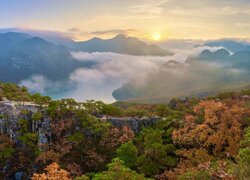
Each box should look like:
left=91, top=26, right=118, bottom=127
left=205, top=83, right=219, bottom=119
left=19, top=44, right=231, bottom=102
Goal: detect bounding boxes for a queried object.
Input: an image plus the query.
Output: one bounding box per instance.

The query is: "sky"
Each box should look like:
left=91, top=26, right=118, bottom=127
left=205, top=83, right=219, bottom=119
left=1, top=0, right=250, bottom=41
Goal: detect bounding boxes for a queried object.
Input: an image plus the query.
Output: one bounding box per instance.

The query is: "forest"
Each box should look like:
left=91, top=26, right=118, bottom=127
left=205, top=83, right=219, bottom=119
left=0, top=82, right=250, bottom=179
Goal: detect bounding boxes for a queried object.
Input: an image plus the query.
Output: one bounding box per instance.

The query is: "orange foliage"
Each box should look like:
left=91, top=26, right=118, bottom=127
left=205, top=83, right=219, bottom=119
left=173, top=100, right=245, bottom=157
left=32, top=162, right=71, bottom=180
left=100, top=126, right=135, bottom=149
left=36, top=150, right=60, bottom=165
left=66, top=162, right=82, bottom=177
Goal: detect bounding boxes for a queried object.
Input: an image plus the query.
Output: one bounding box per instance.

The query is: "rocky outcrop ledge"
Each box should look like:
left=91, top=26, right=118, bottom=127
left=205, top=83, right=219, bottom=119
left=0, top=101, right=160, bottom=145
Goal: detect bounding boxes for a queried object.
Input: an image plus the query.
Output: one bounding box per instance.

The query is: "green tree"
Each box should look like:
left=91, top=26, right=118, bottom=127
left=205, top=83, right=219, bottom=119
left=117, top=141, right=138, bottom=168
left=236, top=127, right=250, bottom=179
left=0, top=134, right=14, bottom=178
left=102, top=104, right=122, bottom=116
left=137, top=129, right=177, bottom=177
left=32, top=112, right=43, bottom=121
left=93, top=158, right=150, bottom=180
left=32, top=93, right=51, bottom=108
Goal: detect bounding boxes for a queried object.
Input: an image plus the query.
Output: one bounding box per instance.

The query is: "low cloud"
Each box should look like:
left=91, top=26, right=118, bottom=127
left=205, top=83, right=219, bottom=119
left=19, top=44, right=243, bottom=103
left=20, top=75, right=48, bottom=94
left=91, top=29, right=136, bottom=36
left=68, top=27, right=82, bottom=33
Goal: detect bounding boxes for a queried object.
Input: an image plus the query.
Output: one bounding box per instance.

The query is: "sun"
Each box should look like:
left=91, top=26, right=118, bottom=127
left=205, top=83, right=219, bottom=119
left=151, top=33, right=162, bottom=41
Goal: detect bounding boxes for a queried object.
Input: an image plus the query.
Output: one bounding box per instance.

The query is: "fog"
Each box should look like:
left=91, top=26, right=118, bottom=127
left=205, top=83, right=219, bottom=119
left=20, top=44, right=243, bottom=103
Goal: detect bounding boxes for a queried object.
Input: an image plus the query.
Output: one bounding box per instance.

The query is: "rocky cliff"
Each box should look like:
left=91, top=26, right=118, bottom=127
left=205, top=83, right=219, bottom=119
left=0, top=101, right=159, bottom=145
left=0, top=102, right=51, bottom=146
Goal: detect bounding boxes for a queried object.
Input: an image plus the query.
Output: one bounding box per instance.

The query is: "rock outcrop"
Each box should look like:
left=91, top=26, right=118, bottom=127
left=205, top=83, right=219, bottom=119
left=0, top=101, right=51, bottom=146
left=104, top=116, right=159, bottom=133
left=0, top=101, right=159, bottom=145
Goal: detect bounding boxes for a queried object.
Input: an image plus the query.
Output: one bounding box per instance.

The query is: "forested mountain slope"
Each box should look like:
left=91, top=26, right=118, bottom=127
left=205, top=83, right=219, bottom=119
left=0, top=82, right=249, bottom=179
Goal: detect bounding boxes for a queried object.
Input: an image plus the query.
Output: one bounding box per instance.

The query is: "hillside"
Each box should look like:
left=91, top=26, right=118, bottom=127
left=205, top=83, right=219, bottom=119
left=0, top=82, right=250, bottom=179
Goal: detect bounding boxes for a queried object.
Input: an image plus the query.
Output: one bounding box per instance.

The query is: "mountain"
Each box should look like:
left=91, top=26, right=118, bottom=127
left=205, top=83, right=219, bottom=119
left=202, top=39, right=250, bottom=53
left=0, top=32, right=92, bottom=83
left=113, top=49, right=250, bottom=103
left=72, top=34, right=173, bottom=56
left=0, top=30, right=173, bottom=56
left=190, top=48, right=250, bottom=70
left=0, top=32, right=32, bottom=54
left=199, top=49, right=231, bottom=60
left=0, top=31, right=172, bottom=85
left=0, top=28, right=75, bottom=47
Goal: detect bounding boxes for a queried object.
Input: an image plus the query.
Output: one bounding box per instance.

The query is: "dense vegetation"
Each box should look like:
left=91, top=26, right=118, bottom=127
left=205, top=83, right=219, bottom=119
left=0, top=83, right=250, bottom=179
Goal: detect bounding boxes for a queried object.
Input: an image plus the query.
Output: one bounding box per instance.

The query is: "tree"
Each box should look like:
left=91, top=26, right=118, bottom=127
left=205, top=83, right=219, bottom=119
left=163, top=100, right=248, bottom=179
left=173, top=100, right=245, bottom=158
left=32, top=162, right=71, bottom=180
left=0, top=134, right=14, bottom=177
left=156, top=104, right=171, bottom=117
left=116, top=141, right=138, bottom=168
left=236, top=127, right=250, bottom=179
left=102, top=104, right=122, bottom=116
left=32, top=111, right=43, bottom=121
left=31, top=93, right=51, bottom=108
left=136, top=129, right=177, bottom=177
left=93, top=158, right=150, bottom=180
left=35, top=150, right=60, bottom=171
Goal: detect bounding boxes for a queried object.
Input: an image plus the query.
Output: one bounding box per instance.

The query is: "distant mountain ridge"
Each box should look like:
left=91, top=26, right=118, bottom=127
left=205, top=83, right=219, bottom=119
left=72, top=34, right=173, bottom=56
left=0, top=31, right=173, bottom=84
left=191, top=48, right=250, bottom=70
left=0, top=29, right=173, bottom=56
left=0, top=32, right=92, bottom=83
left=202, top=39, right=250, bottom=53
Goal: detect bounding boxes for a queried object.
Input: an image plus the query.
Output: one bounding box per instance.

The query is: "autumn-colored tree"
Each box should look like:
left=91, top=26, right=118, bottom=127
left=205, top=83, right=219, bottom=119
left=100, top=126, right=135, bottom=150
left=32, top=162, right=71, bottom=180
left=0, top=134, right=14, bottom=177
left=35, top=150, right=60, bottom=171
left=173, top=100, right=245, bottom=158
left=162, top=99, right=248, bottom=179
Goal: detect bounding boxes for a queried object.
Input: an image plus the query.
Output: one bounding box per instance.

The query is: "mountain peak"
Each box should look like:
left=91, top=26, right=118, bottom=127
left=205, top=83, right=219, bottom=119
left=23, top=37, right=53, bottom=46
left=89, top=37, right=102, bottom=41
left=113, top=34, right=127, bottom=40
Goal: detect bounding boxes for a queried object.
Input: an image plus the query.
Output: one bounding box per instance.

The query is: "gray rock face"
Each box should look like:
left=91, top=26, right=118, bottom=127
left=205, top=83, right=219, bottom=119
left=0, top=102, right=51, bottom=146
left=105, top=116, right=159, bottom=133
left=0, top=102, right=159, bottom=146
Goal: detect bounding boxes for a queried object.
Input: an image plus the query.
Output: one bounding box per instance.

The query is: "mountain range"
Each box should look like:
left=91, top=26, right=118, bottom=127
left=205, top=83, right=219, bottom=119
left=192, top=48, right=250, bottom=70
left=113, top=48, right=250, bottom=103
left=0, top=32, right=89, bottom=82
left=202, top=39, right=250, bottom=53
left=0, top=31, right=249, bottom=103
left=0, top=32, right=171, bottom=83
left=72, top=34, right=173, bottom=56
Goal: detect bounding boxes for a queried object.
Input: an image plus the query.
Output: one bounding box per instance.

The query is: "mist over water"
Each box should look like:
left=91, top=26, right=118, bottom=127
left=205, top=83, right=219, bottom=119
left=19, top=44, right=238, bottom=102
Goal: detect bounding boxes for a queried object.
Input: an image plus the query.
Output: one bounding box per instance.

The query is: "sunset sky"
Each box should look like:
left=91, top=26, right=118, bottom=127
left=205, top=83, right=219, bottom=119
left=1, top=0, right=250, bottom=41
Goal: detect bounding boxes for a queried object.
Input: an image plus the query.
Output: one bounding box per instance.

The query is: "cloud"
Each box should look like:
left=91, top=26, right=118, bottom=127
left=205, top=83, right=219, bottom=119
left=68, top=45, right=225, bottom=102
left=113, top=59, right=250, bottom=102
left=68, top=52, right=166, bottom=101
left=19, top=75, right=74, bottom=99
left=68, top=27, right=82, bottom=33
left=20, top=75, right=48, bottom=94
left=19, top=43, right=242, bottom=103
left=91, top=29, right=136, bottom=36
left=130, top=0, right=168, bottom=17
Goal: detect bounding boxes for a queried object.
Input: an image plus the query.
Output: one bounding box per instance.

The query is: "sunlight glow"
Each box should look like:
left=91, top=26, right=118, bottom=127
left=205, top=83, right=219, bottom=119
left=151, top=33, right=162, bottom=41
